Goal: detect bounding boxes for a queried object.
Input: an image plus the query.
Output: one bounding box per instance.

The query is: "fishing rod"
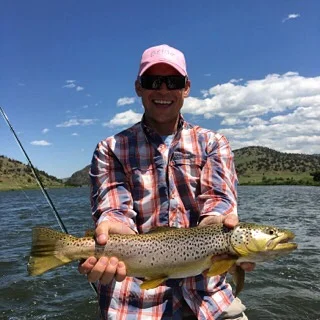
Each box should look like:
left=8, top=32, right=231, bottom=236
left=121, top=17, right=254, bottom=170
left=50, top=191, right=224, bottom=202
left=0, top=106, right=98, bottom=296
left=0, top=106, right=68, bottom=234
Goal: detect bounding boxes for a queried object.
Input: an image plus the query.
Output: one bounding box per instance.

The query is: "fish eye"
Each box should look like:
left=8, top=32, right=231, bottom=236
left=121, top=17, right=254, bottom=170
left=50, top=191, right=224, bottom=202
left=267, top=228, right=275, bottom=235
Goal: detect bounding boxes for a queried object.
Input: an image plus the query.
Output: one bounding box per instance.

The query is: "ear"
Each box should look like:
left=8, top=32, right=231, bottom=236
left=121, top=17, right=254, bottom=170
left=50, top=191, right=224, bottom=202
left=135, top=80, right=143, bottom=97
left=183, top=79, right=191, bottom=98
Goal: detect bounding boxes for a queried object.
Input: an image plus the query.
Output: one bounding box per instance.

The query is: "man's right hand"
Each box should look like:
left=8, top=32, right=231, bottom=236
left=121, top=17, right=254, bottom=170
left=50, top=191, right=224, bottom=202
left=78, top=220, right=136, bottom=285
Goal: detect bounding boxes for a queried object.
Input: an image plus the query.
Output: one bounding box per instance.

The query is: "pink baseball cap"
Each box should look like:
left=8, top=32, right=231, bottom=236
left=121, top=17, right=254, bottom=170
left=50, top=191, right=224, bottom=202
left=138, top=44, right=187, bottom=77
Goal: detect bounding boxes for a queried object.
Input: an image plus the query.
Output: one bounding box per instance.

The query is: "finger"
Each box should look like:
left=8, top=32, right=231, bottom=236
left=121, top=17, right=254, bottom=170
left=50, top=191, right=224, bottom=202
left=114, top=261, right=127, bottom=282
left=108, top=222, right=136, bottom=235
left=223, top=214, right=239, bottom=228
left=100, top=257, right=119, bottom=285
left=95, top=222, right=109, bottom=245
left=87, top=257, right=109, bottom=282
left=199, top=215, right=223, bottom=227
left=78, top=257, right=97, bottom=274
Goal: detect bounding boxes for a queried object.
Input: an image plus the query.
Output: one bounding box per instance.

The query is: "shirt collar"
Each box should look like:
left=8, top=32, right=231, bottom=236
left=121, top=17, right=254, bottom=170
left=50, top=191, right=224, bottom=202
left=141, top=113, right=187, bottom=138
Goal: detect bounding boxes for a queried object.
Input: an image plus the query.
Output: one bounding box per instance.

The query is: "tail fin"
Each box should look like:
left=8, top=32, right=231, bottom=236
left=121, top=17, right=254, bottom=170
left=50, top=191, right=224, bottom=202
left=28, top=227, right=74, bottom=276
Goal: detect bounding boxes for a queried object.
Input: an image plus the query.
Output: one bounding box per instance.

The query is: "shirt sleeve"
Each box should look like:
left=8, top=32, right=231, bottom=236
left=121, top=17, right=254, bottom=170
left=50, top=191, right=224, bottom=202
left=198, top=133, right=238, bottom=219
left=89, top=140, right=138, bottom=233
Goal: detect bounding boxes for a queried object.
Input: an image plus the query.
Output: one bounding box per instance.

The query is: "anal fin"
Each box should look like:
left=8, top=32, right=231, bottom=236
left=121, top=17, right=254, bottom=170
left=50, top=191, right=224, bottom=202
left=206, top=258, right=237, bottom=277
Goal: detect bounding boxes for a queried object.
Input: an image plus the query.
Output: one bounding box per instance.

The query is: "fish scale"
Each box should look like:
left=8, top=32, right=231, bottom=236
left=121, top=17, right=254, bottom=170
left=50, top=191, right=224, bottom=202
left=28, top=222, right=297, bottom=295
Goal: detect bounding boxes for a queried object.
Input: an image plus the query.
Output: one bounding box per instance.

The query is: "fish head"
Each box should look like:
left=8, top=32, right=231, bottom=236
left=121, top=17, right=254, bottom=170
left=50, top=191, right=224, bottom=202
left=230, top=223, right=297, bottom=258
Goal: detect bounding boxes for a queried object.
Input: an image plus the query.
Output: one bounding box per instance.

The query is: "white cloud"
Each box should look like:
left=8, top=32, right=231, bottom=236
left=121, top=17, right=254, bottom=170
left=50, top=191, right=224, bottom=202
left=63, top=80, right=84, bottom=92
left=183, top=72, right=320, bottom=119
left=229, top=78, right=243, bottom=84
left=117, top=97, right=136, bottom=106
left=103, top=110, right=142, bottom=127
left=56, top=118, right=97, bottom=127
left=282, top=13, right=300, bottom=23
left=42, top=128, right=49, bottom=134
left=204, top=73, right=211, bottom=77
left=18, top=82, right=26, bottom=86
left=221, top=119, right=320, bottom=155
left=182, top=72, right=320, bottom=154
left=71, top=133, right=78, bottom=136
left=62, top=83, right=76, bottom=89
left=30, top=140, right=52, bottom=146
left=200, top=90, right=209, bottom=98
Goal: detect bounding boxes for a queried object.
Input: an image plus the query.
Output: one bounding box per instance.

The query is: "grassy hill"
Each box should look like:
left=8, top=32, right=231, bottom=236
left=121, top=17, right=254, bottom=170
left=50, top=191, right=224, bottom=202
left=0, top=155, right=64, bottom=191
left=65, top=165, right=90, bottom=187
left=1, top=146, right=319, bottom=191
left=234, top=146, right=320, bottom=185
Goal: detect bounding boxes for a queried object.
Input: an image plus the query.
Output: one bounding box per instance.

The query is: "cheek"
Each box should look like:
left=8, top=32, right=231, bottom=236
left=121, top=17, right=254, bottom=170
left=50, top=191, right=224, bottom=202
left=175, top=92, right=185, bottom=105
left=141, top=93, right=152, bottom=105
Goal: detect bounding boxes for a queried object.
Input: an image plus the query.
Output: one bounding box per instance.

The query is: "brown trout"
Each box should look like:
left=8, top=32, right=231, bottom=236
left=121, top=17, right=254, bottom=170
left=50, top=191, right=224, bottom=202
left=28, top=223, right=297, bottom=295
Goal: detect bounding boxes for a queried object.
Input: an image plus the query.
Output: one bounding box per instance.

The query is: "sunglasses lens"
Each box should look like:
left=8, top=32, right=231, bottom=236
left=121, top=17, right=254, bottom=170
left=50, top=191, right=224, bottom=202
left=166, top=76, right=186, bottom=89
left=140, top=76, right=186, bottom=90
left=140, top=76, right=156, bottom=89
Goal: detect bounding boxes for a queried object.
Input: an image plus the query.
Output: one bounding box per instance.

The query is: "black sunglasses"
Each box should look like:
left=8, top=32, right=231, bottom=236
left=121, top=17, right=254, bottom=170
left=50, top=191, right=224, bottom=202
left=139, top=75, right=187, bottom=90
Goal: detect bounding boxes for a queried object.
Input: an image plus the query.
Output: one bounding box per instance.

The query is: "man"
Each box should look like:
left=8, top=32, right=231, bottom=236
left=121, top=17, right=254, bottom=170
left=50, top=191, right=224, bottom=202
left=79, top=44, right=253, bottom=319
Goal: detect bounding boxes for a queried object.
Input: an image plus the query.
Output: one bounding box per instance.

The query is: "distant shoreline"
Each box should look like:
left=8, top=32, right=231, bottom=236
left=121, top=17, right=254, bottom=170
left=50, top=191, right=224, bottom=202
left=1, top=182, right=319, bottom=192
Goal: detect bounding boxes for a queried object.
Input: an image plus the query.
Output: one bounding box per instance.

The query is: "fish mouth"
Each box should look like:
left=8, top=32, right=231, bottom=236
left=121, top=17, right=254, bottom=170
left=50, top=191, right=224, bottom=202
left=267, top=232, right=297, bottom=252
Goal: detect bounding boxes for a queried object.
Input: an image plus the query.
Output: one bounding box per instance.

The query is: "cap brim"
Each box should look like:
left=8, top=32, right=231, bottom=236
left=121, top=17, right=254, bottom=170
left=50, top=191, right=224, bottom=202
left=139, top=60, right=187, bottom=76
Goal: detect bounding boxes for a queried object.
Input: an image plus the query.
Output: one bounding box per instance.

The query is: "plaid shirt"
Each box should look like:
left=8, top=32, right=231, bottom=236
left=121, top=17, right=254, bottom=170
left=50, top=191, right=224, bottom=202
left=90, top=115, right=238, bottom=320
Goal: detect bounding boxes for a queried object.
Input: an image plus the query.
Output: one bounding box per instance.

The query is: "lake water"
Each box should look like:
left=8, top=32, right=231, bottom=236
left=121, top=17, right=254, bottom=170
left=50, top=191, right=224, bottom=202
left=0, top=186, right=319, bottom=320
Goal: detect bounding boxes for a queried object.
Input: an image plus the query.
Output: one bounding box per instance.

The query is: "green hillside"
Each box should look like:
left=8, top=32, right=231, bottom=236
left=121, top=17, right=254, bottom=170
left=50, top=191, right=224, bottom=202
left=1, top=146, right=319, bottom=191
left=234, top=146, right=320, bottom=185
left=0, top=155, right=64, bottom=191
left=65, top=165, right=90, bottom=187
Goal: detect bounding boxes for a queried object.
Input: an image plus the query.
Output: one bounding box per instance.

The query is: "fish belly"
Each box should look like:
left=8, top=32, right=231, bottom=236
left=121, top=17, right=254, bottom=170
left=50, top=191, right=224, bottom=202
left=124, top=255, right=213, bottom=279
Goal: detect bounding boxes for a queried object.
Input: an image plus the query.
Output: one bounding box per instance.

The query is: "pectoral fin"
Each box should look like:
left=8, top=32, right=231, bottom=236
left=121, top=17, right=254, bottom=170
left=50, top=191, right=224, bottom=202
left=232, top=265, right=245, bottom=297
left=207, top=258, right=237, bottom=277
left=140, top=277, right=167, bottom=290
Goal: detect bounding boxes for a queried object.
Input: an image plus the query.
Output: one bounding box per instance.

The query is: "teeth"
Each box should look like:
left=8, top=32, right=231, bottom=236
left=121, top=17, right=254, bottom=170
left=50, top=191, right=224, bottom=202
left=154, top=100, right=172, bottom=105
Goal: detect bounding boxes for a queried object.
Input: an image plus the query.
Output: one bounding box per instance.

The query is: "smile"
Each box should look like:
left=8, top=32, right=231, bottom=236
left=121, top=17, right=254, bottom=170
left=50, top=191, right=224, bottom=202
left=153, top=99, right=173, bottom=105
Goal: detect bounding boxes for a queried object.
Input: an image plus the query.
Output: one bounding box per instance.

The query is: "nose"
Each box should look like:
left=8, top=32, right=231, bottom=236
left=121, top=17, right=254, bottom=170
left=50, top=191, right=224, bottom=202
left=158, top=81, right=169, bottom=91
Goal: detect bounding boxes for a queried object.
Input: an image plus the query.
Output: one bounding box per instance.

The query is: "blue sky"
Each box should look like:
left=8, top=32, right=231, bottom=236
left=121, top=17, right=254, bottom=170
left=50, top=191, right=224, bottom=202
left=1, top=1, right=320, bottom=178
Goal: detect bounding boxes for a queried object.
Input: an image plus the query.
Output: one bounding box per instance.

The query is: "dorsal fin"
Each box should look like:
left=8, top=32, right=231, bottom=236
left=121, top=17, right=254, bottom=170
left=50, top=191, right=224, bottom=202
left=84, top=229, right=95, bottom=237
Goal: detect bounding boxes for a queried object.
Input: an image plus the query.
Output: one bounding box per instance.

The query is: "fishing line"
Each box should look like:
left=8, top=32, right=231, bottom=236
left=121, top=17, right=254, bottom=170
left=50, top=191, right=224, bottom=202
left=0, top=106, right=99, bottom=297
left=11, top=182, right=44, bottom=216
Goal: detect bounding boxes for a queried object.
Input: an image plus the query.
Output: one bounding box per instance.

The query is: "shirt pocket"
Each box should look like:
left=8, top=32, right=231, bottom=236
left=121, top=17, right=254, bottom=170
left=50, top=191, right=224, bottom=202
left=171, top=154, right=205, bottom=186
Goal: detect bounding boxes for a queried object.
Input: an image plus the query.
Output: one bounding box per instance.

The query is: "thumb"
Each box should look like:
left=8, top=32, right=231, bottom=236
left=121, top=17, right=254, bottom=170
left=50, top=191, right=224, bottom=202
left=95, top=222, right=109, bottom=245
left=223, top=214, right=239, bottom=228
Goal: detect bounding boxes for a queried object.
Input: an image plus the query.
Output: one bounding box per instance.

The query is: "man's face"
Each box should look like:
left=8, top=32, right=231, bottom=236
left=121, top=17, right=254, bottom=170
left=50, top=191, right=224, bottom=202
left=135, top=63, right=191, bottom=130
